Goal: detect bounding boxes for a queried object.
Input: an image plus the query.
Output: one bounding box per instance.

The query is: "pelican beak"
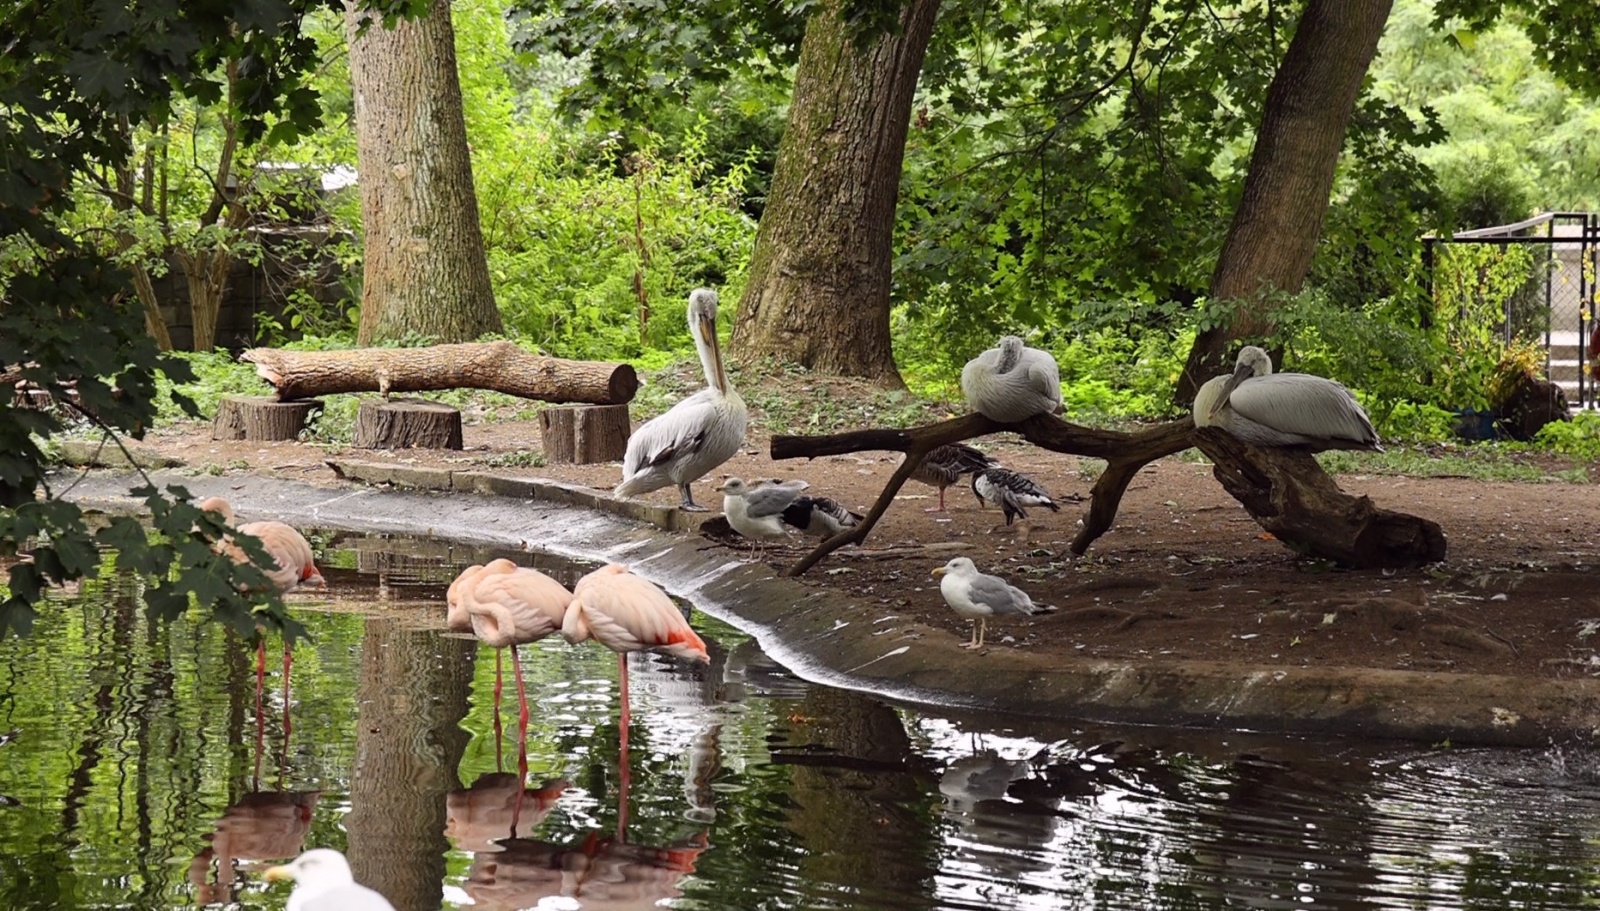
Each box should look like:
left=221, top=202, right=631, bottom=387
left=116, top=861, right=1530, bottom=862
left=263, top=865, right=293, bottom=883
left=931, top=567, right=947, bottom=578
left=1208, top=362, right=1255, bottom=420
left=699, top=311, right=727, bottom=393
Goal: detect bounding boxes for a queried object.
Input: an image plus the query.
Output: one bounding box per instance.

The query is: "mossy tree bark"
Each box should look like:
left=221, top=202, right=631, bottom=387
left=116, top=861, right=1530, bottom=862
left=1175, top=0, right=1394, bottom=405
left=728, top=0, right=941, bottom=388
left=346, top=0, right=503, bottom=347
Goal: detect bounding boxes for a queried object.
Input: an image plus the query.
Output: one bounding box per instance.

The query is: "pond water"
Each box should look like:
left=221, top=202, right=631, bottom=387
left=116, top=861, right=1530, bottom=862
left=3, top=532, right=1600, bottom=910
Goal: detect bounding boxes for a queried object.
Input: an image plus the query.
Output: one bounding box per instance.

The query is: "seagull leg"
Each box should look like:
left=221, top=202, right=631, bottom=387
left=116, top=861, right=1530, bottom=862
left=961, top=622, right=980, bottom=649
left=976, top=618, right=988, bottom=649
left=678, top=484, right=709, bottom=512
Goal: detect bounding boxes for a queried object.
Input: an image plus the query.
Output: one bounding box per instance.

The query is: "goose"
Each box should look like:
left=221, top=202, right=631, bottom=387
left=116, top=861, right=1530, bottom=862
left=960, top=335, right=1063, bottom=423
left=970, top=467, right=1061, bottom=526
left=909, top=443, right=996, bottom=512
left=1193, top=346, right=1380, bottom=452
left=616, top=289, right=748, bottom=510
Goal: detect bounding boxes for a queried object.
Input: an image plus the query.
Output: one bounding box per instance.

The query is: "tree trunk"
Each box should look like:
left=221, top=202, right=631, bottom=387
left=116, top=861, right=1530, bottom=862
left=242, top=341, right=638, bottom=404
left=176, top=244, right=231, bottom=352
left=352, top=397, right=464, bottom=450
left=538, top=404, right=631, bottom=464
left=346, top=618, right=474, bottom=911
left=728, top=0, right=940, bottom=388
left=128, top=263, right=173, bottom=352
left=1175, top=0, right=1394, bottom=405
left=212, top=395, right=322, bottom=441
left=346, top=0, right=503, bottom=347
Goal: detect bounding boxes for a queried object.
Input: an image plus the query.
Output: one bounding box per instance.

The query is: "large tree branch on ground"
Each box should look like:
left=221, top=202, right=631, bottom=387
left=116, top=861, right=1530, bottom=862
left=772, top=415, right=1445, bottom=575
left=1193, top=428, right=1446, bottom=567
left=242, top=342, right=638, bottom=405
left=770, top=413, right=1193, bottom=575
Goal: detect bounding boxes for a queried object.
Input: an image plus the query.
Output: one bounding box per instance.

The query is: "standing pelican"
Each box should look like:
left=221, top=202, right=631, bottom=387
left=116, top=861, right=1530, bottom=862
left=961, top=335, right=1063, bottom=423
left=909, top=443, right=996, bottom=512
left=1194, top=346, right=1380, bottom=452
left=931, top=557, right=1053, bottom=649
left=560, top=564, right=710, bottom=742
left=616, top=289, right=748, bottom=510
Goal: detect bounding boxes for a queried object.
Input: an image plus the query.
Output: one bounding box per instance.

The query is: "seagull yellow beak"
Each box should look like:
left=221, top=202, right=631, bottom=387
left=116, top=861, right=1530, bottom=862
left=931, top=567, right=947, bottom=578
left=263, top=865, right=293, bottom=883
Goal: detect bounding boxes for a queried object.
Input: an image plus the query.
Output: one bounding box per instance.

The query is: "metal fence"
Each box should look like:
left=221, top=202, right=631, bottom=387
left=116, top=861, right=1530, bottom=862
left=1423, top=211, right=1599, bottom=409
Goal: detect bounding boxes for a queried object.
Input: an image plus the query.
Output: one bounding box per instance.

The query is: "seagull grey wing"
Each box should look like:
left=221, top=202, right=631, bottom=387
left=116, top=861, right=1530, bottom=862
left=1228, top=374, right=1377, bottom=446
left=965, top=573, right=1038, bottom=616
left=743, top=484, right=803, bottom=518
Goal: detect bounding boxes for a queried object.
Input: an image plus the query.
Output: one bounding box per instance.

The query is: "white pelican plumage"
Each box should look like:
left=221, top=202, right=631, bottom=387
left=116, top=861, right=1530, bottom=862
left=1193, top=346, right=1381, bottom=452
left=615, top=289, right=748, bottom=510
left=960, top=335, right=1064, bottom=423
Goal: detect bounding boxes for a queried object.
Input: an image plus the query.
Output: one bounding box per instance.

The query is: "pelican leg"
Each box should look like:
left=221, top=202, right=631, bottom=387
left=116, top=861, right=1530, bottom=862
left=678, top=484, right=708, bottom=512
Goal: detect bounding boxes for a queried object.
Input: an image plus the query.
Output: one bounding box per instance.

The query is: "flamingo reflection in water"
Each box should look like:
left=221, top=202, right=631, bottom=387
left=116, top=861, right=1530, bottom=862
left=446, top=772, right=570, bottom=852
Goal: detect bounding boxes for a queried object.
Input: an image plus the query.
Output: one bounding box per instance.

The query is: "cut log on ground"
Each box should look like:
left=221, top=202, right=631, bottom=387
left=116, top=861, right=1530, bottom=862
left=242, top=341, right=638, bottom=405
left=212, top=395, right=323, bottom=442
left=1192, top=427, right=1447, bottom=567
left=771, top=412, right=1194, bottom=576
left=538, top=404, right=631, bottom=464
left=352, top=397, right=463, bottom=450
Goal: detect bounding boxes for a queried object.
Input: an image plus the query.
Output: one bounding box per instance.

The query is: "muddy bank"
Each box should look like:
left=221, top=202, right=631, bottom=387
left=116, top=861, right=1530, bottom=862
left=59, top=467, right=1600, bottom=747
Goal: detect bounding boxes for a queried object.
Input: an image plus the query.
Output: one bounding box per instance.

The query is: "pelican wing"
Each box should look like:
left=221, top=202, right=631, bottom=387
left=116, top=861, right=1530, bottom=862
left=1022, top=350, right=1063, bottom=410
left=623, top=390, right=721, bottom=475
left=1228, top=374, right=1378, bottom=445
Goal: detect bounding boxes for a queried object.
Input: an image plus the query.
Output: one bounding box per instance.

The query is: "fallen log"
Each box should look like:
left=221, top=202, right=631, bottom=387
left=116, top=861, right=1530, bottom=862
left=242, top=341, right=638, bottom=405
left=771, top=413, right=1193, bottom=575
left=1192, top=427, right=1447, bottom=567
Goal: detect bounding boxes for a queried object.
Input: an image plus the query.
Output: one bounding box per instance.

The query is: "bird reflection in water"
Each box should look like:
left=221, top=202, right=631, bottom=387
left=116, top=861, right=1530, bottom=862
left=447, top=773, right=570, bottom=852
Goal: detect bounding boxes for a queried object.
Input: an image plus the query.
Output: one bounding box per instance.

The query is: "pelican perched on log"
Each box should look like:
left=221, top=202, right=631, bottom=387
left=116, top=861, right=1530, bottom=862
left=960, top=335, right=1063, bottom=423
left=616, top=289, right=748, bottom=511
left=1194, top=346, right=1380, bottom=452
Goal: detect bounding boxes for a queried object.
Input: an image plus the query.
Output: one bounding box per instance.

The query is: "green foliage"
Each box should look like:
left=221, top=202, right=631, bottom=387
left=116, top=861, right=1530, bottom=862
left=1428, top=243, right=1543, bottom=410
left=1533, top=410, right=1600, bottom=461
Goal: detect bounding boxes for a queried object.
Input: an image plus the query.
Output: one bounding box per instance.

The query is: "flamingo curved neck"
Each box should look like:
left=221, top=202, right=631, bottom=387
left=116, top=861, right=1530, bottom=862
left=471, top=601, right=516, bottom=647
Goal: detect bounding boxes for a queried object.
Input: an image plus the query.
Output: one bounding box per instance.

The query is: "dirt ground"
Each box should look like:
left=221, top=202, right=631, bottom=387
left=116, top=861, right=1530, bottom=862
left=120, top=408, right=1600, bottom=683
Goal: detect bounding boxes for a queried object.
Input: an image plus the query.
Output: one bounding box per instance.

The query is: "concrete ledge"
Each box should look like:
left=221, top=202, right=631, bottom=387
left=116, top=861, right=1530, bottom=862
left=59, top=469, right=1600, bottom=748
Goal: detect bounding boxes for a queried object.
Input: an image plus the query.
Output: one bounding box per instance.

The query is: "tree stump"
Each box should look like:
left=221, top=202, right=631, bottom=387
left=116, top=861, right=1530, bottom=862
left=352, top=397, right=463, bottom=450
left=212, top=395, right=323, bottom=442
left=538, top=404, right=631, bottom=464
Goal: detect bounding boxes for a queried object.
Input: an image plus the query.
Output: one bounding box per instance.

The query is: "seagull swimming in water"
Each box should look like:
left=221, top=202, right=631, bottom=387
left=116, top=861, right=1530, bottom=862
left=615, top=289, right=748, bottom=511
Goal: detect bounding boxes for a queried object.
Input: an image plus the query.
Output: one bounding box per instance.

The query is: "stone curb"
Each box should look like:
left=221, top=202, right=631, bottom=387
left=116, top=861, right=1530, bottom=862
left=59, top=468, right=1600, bottom=748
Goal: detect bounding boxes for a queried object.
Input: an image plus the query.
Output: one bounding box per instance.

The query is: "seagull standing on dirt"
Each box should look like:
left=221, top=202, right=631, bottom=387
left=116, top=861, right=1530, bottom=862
left=264, top=848, right=395, bottom=911
left=970, top=467, right=1061, bottom=526
left=931, top=557, right=1053, bottom=649
left=716, top=477, right=802, bottom=557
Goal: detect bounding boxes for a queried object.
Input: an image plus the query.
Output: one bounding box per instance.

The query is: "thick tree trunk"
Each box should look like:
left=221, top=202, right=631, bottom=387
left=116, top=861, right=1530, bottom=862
left=729, top=0, right=940, bottom=388
left=177, top=244, right=231, bottom=352
left=538, top=404, right=631, bottom=464
left=212, top=395, right=322, bottom=441
left=346, top=619, right=474, bottom=911
left=346, top=0, right=503, bottom=346
left=242, top=342, right=638, bottom=403
left=1175, top=0, right=1394, bottom=405
left=352, top=397, right=464, bottom=449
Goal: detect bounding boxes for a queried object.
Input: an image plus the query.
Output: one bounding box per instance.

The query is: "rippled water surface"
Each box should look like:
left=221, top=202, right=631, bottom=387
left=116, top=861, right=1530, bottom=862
left=3, top=533, right=1600, bottom=910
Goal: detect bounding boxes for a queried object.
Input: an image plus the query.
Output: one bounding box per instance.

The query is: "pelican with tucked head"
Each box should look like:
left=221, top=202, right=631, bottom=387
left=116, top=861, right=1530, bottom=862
left=1193, top=346, right=1380, bottom=452
left=616, top=289, right=748, bottom=511
left=960, top=335, right=1063, bottom=423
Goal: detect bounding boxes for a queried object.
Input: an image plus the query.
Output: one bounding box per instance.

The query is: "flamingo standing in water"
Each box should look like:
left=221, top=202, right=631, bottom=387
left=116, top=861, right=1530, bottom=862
left=197, top=497, right=325, bottom=710
left=457, top=560, right=574, bottom=731
left=561, top=564, right=709, bottom=742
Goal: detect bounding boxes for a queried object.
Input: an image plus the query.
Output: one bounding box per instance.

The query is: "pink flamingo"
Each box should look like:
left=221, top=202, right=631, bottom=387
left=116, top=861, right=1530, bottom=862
left=560, top=564, right=709, bottom=764
left=198, top=497, right=325, bottom=715
left=457, top=560, right=573, bottom=732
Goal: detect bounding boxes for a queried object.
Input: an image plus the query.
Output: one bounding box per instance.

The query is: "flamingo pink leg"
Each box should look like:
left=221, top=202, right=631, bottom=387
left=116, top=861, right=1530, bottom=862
left=617, top=652, right=632, bottom=841
left=510, top=643, right=530, bottom=733
left=280, top=643, right=293, bottom=738
left=491, top=648, right=504, bottom=771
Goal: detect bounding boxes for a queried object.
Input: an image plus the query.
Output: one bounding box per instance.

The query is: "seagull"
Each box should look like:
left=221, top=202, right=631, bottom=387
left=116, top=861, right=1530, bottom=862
left=615, top=289, right=748, bottom=510
left=931, top=557, right=1053, bottom=649
left=715, top=476, right=802, bottom=557
left=264, top=848, right=395, bottom=911
left=970, top=467, right=1061, bottom=526
left=1193, top=345, right=1380, bottom=452
left=961, top=335, right=1064, bottom=423
left=909, top=443, right=996, bottom=512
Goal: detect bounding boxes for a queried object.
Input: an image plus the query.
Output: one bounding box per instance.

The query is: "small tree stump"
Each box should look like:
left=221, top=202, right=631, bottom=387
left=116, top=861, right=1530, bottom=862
left=352, top=397, right=463, bottom=450
left=538, top=404, right=631, bottom=464
left=212, top=395, right=323, bottom=442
